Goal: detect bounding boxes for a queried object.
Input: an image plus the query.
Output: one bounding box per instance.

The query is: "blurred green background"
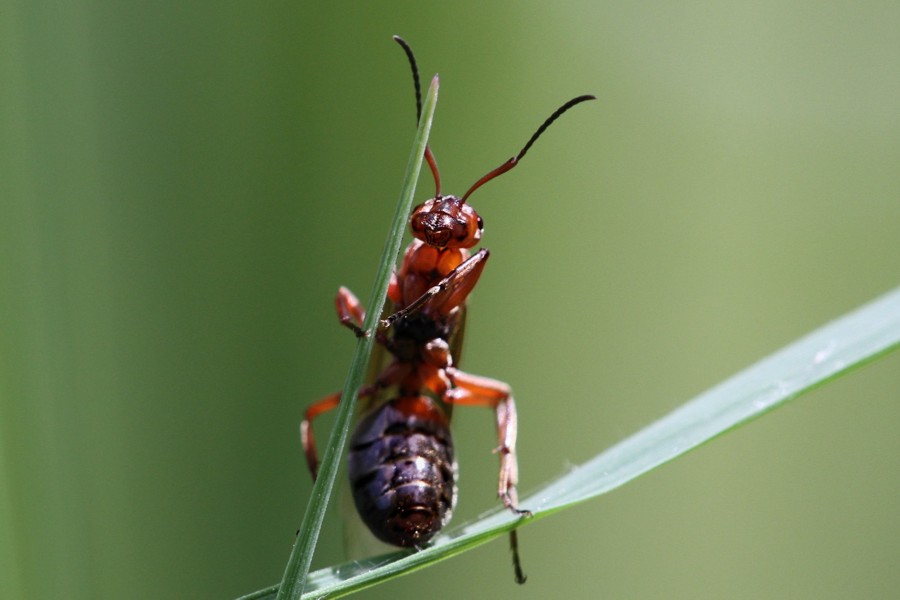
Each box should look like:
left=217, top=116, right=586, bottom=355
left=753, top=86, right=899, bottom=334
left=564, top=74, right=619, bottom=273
left=2, top=2, right=899, bottom=598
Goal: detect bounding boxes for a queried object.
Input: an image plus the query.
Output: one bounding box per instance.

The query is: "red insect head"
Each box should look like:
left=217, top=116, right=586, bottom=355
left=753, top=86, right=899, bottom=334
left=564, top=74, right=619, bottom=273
left=409, top=197, right=483, bottom=249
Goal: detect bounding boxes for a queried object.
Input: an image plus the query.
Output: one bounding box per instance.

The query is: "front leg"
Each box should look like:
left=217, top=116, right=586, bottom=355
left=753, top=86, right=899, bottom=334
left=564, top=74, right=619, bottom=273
left=335, top=286, right=367, bottom=337
left=381, top=248, right=490, bottom=328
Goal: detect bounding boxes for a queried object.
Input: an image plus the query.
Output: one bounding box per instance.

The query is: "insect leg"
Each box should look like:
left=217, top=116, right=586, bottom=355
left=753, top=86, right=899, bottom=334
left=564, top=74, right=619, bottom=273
left=381, top=249, right=489, bottom=328
left=300, top=392, right=341, bottom=481
left=335, top=286, right=367, bottom=337
left=300, top=392, right=340, bottom=481
left=444, top=369, right=529, bottom=584
left=443, top=369, right=529, bottom=517
left=300, top=386, right=376, bottom=480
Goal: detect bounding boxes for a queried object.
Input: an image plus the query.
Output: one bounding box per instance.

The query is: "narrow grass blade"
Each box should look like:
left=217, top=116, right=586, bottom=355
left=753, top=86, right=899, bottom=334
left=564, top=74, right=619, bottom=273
left=242, top=284, right=900, bottom=599
left=272, top=75, right=439, bottom=600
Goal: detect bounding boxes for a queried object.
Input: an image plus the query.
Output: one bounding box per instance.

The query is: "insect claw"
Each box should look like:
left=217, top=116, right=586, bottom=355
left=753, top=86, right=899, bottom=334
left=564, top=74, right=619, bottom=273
left=344, top=325, right=364, bottom=338
left=501, top=491, right=530, bottom=514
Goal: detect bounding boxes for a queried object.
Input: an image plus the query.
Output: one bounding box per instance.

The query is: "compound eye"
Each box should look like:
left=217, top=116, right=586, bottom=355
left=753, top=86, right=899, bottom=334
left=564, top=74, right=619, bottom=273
left=476, top=216, right=484, bottom=230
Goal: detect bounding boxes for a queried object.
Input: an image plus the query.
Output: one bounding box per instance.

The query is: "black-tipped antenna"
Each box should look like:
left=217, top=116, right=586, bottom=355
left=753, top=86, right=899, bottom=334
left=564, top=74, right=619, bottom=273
left=461, top=94, right=596, bottom=203
left=392, top=35, right=422, bottom=121
left=393, top=35, right=442, bottom=196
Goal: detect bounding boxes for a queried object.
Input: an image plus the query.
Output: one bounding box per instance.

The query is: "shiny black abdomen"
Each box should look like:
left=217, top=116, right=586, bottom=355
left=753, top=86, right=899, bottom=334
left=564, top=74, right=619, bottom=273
left=348, top=396, right=458, bottom=546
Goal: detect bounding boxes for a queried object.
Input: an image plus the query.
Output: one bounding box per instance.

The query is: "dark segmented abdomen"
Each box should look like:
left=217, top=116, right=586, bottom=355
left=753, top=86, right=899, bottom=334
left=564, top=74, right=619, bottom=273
left=347, top=396, right=457, bottom=546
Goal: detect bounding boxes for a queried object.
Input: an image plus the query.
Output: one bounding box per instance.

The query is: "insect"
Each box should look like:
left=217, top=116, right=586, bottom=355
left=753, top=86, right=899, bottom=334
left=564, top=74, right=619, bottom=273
left=300, top=36, right=594, bottom=582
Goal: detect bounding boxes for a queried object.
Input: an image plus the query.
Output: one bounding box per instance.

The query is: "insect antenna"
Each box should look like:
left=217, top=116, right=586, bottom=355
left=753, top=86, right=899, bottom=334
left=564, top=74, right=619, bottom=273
left=461, top=94, right=596, bottom=202
left=393, top=35, right=442, bottom=197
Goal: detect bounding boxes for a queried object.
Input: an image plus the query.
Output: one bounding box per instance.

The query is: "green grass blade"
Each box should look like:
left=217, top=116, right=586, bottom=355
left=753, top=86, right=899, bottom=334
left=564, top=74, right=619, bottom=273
left=244, top=284, right=900, bottom=599
left=272, top=75, right=439, bottom=600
